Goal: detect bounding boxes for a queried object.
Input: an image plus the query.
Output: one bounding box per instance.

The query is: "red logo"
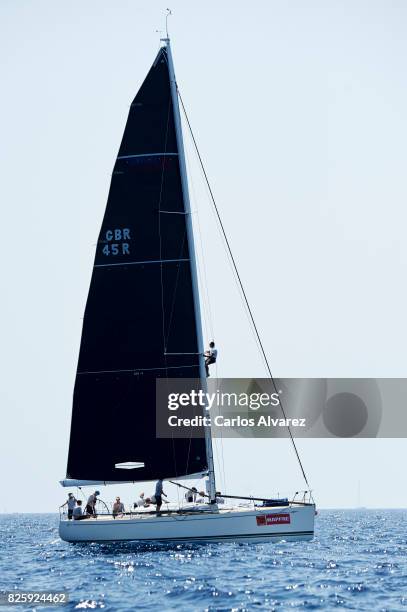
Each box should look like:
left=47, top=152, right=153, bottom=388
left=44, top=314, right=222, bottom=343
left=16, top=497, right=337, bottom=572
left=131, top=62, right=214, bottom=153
left=256, top=513, right=291, bottom=526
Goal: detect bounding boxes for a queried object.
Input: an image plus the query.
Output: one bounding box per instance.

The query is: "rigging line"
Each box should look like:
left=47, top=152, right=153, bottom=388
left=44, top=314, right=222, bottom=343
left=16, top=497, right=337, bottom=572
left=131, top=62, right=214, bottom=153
left=212, top=434, right=222, bottom=495
left=161, top=51, right=197, bottom=480
left=206, top=360, right=226, bottom=494
left=192, top=227, right=210, bottom=344
left=160, top=51, right=199, bottom=365
left=184, top=139, right=215, bottom=341
left=195, top=154, right=268, bottom=372
left=160, top=50, right=209, bottom=357
left=157, top=92, right=179, bottom=481
left=198, top=163, right=270, bottom=375
left=198, top=220, right=215, bottom=339
left=177, top=90, right=311, bottom=489
left=180, top=86, right=265, bottom=493
left=195, top=204, right=215, bottom=341
left=215, top=368, right=227, bottom=494
left=183, top=144, right=209, bottom=339
left=190, top=213, right=211, bottom=343
left=186, top=119, right=268, bottom=360
left=186, top=123, right=266, bottom=368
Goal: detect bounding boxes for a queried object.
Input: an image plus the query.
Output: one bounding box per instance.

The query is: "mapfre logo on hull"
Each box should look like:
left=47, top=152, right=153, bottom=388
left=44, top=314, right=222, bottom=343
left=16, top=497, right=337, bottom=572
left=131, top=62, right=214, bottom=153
left=256, top=513, right=291, bottom=526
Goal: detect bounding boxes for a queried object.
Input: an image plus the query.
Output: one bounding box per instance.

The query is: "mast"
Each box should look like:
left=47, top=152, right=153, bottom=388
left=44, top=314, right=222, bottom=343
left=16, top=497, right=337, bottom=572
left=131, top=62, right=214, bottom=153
left=164, top=38, right=217, bottom=503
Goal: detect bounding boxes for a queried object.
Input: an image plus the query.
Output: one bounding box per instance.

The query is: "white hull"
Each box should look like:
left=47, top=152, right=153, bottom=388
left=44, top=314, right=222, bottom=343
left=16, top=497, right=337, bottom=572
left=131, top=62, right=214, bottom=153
left=59, top=505, right=315, bottom=544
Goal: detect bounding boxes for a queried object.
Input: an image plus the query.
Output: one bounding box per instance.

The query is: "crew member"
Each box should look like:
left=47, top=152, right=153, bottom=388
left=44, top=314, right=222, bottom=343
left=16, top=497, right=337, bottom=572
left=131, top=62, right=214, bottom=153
left=86, top=490, right=100, bottom=516
left=204, top=341, right=217, bottom=377
left=73, top=500, right=86, bottom=520
left=185, top=487, right=198, bottom=503
left=134, top=492, right=151, bottom=508
left=60, top=493, right=76, bottom=520
left=155, top=479, right=168, bottom=515
left=112, top=496, right=125, bottom=518
left=216, top=492, right=225, bottom=504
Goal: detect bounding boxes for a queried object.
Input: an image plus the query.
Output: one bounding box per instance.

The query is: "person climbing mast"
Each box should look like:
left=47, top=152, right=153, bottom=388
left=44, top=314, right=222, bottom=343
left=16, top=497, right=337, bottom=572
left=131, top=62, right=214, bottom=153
left=204, top=341, right=217, bottom=377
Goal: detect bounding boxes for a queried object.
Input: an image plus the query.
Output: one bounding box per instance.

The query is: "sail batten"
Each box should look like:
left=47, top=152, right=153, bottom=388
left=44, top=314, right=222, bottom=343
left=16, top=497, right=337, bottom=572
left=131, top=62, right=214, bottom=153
left=93, top=257, right=190, bottom=268
left=66, top=45, right=207, bottom=483
left=117, top=152, right=178, bottom=159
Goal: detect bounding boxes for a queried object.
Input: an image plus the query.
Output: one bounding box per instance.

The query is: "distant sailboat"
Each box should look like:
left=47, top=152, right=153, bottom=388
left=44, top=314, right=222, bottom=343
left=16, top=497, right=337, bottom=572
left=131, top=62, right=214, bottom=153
left=59, top=37, right=315, bottom=544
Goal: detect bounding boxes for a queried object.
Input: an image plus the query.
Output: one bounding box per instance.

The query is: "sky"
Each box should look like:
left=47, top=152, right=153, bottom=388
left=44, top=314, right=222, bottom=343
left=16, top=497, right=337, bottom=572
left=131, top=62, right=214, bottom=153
left=1, top=0, right=407, bottom=512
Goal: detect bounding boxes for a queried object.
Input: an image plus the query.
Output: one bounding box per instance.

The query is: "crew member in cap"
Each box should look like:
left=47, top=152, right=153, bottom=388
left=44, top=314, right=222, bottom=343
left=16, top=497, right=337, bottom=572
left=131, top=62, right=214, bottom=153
left=86, top=490, right=100, bottom=516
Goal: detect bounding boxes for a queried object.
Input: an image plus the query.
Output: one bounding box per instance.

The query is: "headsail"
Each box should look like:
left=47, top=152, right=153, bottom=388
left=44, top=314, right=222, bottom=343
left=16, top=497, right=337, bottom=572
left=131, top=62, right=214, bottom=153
left=66, top=46, right=207, bottom=483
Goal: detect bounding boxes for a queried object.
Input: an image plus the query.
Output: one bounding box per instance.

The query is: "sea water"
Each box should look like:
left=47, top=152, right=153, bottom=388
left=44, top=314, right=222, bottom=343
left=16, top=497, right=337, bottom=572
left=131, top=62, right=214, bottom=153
left=0, top=510, right=406, bottom=610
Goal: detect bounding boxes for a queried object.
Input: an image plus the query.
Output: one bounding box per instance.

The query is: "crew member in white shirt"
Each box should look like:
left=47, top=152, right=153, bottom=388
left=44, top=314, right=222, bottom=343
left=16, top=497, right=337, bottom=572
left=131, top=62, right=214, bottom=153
left=112, top=497, right=125, bottom=518
left=73, top=500, right=86, bottom=520
left=60, top=493, right=76, bottom=520
left=204, top=341, right=218, bottom=377
left=216, top=492, right=225, bottom=504
left=134, top=492, right=151, bottom=508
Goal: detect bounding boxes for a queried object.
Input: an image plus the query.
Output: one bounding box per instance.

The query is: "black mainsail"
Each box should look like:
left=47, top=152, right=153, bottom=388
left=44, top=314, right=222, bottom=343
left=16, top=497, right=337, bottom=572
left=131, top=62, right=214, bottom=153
left=66, top=45, right=207, bottom=483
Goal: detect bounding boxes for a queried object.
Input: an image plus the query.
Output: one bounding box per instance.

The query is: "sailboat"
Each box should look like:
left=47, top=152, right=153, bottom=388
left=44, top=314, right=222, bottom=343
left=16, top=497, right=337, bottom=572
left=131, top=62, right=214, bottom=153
left=59, top=37, right=315, bottom=544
